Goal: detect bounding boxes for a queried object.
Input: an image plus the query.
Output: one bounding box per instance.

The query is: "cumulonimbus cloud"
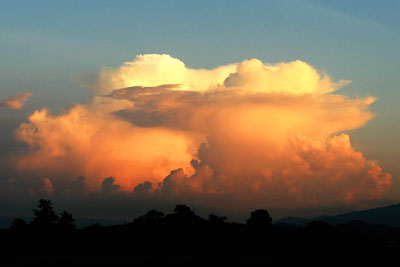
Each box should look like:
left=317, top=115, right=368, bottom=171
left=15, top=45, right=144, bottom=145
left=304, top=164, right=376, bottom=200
left=14, top=54, right=391, bottom=211
left=0, top=92, right=32, bottom=109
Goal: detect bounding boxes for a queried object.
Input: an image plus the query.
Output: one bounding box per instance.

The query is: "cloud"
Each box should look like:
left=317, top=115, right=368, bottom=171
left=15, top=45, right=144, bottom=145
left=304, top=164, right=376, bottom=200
left=133, top=181, right=153, bottom=194
left=78, top=54, right=236, bottom=93
left=15, top=98, right=196, bottom=191
left=101, top=177, right=120, bottom=194
left=0, top=92, right=32, bottom=109
left=13, top=54, right=391, bottom=214
left=69, top=176, right=87, bottom=195
left=40, top=177, right=54, bottom=195
left=223, top=59, right=350, bottom=95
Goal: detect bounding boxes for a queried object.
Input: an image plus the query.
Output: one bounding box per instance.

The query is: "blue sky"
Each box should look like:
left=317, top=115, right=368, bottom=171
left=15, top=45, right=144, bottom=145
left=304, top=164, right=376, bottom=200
left=1, top=1, right=399, bottom=106
left=1, top=0, right=400, bottom=202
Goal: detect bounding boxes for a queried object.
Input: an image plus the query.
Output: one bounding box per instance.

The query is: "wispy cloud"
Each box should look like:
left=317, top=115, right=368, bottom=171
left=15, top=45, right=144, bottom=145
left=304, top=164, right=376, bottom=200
left=0, top=91, right=33, bottom=109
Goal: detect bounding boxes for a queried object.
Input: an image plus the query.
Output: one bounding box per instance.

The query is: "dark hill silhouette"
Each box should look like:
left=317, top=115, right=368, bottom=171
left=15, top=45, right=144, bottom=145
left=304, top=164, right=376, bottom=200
left=0, top=216, right=123, bottom=229
left=278, top=203, right=400, bottom=227
left=1, top=199, right=399, bottom=264
left=2, top=202, right=400, bottom=229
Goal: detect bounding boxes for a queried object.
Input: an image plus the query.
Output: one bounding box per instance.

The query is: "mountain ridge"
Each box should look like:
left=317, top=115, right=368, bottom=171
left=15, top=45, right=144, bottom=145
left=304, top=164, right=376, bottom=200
left=278, top=203, right=400, bottom=227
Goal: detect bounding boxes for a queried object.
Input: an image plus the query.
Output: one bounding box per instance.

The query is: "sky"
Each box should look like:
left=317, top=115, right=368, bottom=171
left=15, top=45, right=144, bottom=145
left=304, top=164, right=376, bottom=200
left=0, top=0, right=399, bottom=222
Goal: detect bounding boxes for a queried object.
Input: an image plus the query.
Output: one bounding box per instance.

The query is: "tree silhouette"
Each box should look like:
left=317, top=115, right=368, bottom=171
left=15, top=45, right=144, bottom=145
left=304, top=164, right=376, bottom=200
left=208, top=213, right=227, bottom=224
left=10, top=218, right=28, bottom=230
left=134, top=210, right=165, bottom=224
left=3, top=201, right=400, bottom=264
left=30, top=199, right=59, bottom=229
left=173, top=204, right=194, bottom=216
left=246, top=209, right=272, bottom=228
left=58, top=211, right=76, bottom=230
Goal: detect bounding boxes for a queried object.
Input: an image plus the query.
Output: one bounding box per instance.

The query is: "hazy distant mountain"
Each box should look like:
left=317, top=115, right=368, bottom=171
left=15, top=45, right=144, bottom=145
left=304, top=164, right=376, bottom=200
left=278, top=203, right=400, bottom=227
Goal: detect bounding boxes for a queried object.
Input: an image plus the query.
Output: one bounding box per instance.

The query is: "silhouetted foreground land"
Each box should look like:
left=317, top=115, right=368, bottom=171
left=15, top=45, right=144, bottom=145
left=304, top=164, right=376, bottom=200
left=1, top=199, right=399, bottom=264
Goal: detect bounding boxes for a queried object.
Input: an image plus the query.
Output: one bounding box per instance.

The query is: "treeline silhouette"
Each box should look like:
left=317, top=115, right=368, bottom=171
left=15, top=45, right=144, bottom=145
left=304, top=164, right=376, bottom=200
left=1, top=199, right=399, bottom=264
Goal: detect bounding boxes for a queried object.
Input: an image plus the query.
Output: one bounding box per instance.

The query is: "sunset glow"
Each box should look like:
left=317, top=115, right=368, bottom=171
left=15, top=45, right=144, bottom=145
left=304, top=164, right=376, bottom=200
left=1, top=1, right=399, bottom=223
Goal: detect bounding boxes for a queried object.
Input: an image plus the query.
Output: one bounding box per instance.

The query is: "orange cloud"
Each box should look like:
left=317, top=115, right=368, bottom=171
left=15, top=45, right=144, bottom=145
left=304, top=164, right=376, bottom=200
left=14, top=54, right=391, bottom=210
left=0, top=92, right=32, bottom=109
left=15, top=98, right=197, bottom=191
left=40, top=177, right=54, bottom=195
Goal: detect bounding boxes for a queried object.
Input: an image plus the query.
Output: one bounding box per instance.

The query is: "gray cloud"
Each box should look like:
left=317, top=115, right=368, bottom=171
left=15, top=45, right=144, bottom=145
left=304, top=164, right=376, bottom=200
left=101, top=177, right=120, bottom=194
left=69, top=176, right=87, bottom=195
left=133, top=181, right=153, bottom=194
